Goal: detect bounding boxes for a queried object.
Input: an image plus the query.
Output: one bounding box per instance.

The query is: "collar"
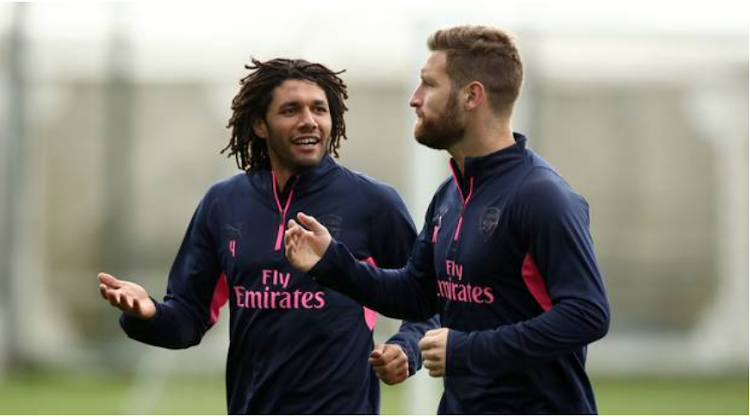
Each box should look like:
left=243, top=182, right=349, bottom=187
left=250, top=153, right=341, bottom=203
left=284, top=153, right=340, bottom=196
left=449, top=132, right=528, bottom=197
left=450, top=132, right=527, bottom=181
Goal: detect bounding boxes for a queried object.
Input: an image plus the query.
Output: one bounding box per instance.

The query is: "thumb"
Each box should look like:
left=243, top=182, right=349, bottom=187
left=98, top=272, right=121, bottom=289
left=370, top=344, right=385, bottom=358
left=296, top=212, right=327, bottom=235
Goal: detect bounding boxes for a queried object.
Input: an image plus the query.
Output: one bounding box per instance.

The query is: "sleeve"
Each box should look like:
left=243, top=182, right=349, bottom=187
left=366, top=184, right=418, bottom=270
left=368, top=185, right=441, bottom=375
left=386, top=315, right=441, bottom=375
left=309, top=197, right=441, bottom=322
left=119, top=190, right=226, bottom=349
left=446, top=178, right=610, bottom=377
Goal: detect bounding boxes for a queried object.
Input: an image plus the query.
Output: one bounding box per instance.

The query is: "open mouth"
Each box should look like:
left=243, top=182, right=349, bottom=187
left=292, top=136, right=321, bottom=149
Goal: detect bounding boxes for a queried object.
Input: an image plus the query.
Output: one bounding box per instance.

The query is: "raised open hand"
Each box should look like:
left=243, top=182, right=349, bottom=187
left=98, top=272, right=156, bottom=320
left=284, top=212, right=332, bottom=273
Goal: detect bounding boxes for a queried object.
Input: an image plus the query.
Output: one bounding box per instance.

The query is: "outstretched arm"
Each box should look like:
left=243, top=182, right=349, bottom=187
left=100, top=191, right=227, bottom=350
left=285, top=212, right=438, bottom=322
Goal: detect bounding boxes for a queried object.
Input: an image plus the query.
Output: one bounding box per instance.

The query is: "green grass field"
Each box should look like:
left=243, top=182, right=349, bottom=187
left=0, top=372, right=746, bottom=414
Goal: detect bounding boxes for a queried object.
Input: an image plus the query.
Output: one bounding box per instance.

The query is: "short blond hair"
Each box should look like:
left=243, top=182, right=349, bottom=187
left=428, top=25, right=523, bottom=115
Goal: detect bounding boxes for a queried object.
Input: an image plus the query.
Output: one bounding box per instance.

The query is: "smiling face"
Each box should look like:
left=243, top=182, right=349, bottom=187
left=409, top=51, right=466, bottom=150
left=253, top=79, right=332, bottom=174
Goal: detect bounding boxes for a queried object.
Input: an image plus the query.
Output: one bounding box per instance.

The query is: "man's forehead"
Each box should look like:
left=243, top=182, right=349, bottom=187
left=272, top=79, right=327, bottom=102
left=421, top=51, right=447, bottom=78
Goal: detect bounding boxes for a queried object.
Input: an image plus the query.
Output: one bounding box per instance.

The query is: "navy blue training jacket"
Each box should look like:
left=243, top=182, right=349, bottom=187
left=311, top=133, right=610, bottom=414
left=119, top=155, right=438, bottom=414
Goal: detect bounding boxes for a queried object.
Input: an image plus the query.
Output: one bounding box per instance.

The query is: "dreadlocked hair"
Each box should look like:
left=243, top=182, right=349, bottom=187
left=222, top=58, right=349, bottom=172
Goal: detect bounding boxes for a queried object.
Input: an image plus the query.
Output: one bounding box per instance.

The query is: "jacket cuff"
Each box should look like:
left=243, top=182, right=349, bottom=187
left=119, top=297, right=162, bottom=332
left=309, top=240, right=348, bottom=284
left=387, top=339, right=418, bottom=376
left=446, top=329, right=473, bottom=377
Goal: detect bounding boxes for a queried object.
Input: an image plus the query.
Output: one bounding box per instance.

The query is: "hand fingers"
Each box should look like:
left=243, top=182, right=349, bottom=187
left=375, top=367, right=409, bottom=385
left=372, top=351, right=409, bottom=385
left=113, top=291, right=124, bottom=308
left=99, top=284, right=109, bottom=300
left=369, top=344, right=384, bottom=360
left=287, top=218, right=300, bottom=230
left=102, top=286, right=135, bottom=313
left=424, top=359, right=444, bottom=377
left=424, top=328, right=442, bottom=337
left=284, top=233, right=295, bottom=258
left=117, top=292, right=135, bottom=312
left=284, top=220, right=306, bottom=249
left=284, top=225, right=297, bottom=245
left=125, top=294, right=135, bottom=311
left=296, top=212, right=326, bottom=235
left=381, top=344, right=404, bottom=361
left=377, top=354, right=407, bottom=374
left=421, top=348, right=441, bottom=361
left=371, top=345, right=407, bottom=373
left=418, top=334, right=434, bottom=351
left=107, top=290, right=121, bottom=308
left=98, top=272, right=121, bottom=289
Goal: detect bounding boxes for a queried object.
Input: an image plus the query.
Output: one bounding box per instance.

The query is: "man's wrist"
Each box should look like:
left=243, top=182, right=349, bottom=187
left=309, top=239, right=346, bottom=283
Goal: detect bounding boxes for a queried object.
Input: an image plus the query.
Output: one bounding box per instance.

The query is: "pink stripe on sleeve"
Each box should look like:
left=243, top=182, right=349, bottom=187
left=521, top=254, right=553, bottom=311
left=361, top=257, right=378, bottom=331
left=208, top=273, right=229, bottom=325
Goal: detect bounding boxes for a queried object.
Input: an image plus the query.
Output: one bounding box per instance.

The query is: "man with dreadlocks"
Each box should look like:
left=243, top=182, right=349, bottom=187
left=97, top=58, right=438, bottom=414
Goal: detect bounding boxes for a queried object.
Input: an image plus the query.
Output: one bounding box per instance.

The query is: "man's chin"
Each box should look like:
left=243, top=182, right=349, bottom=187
left=415, top=132, right=446, bottom=150
left=292, top=153, right=325, bottom=169
left=414, top=128, right=431, bottom=147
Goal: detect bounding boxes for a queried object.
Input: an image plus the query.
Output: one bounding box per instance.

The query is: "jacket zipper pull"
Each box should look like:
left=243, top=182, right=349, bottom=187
left=453, top=211, right=464, bottom=242
left=275, top=214, right=285, bottom=251
left=432, top=215, right=442, bottom=243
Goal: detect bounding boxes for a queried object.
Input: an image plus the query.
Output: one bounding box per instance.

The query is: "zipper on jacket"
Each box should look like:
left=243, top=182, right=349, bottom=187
left=453, top=178, right=473, bottom=241
left=449, top=163, right=475, bottom=242
left=432, top=214, right=442, bottom=243
left=272, top=171, right=295, bottom=251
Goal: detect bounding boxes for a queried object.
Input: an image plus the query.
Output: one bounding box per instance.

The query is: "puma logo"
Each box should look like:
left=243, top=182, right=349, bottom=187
left=225, top=223, right=244, bottom=239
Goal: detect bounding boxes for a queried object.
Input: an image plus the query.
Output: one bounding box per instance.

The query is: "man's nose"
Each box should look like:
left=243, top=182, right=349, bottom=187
left=409, top=88, right=421, bottom=108
left=298, top=108, right=318, bottom=130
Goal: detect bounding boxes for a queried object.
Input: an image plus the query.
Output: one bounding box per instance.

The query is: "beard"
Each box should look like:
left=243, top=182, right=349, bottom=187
left=414, top=92, right=465, bottom=150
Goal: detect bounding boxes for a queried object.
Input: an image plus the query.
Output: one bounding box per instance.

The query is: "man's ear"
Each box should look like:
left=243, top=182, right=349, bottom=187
left=253, top=118, right=268, bottom=139
left=464, top=81, right=486, bottom=111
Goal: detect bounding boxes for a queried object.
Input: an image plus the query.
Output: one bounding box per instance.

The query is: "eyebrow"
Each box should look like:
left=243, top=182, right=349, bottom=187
left=279, top=99, right=328, bottom=108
